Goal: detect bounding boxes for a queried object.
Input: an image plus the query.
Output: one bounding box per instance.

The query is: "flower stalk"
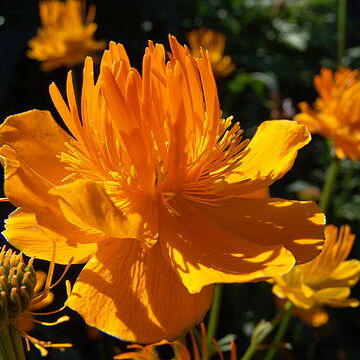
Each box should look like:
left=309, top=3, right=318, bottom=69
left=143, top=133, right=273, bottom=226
left=263, top=301, right=293, bottom=360
left=337, top=0, right=347, bottom=67
left=240, top=303, right=288, bottom=360
left=319, top=156, right=341, bottom=212
left=205, top=285, right=223, bottom=351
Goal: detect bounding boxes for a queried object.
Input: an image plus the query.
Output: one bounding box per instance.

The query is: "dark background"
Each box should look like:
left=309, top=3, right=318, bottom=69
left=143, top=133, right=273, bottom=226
left=1, top=0, right=360, bottom=359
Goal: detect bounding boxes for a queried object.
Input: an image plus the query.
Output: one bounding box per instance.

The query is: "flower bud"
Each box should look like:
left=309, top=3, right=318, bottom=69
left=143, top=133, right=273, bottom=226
left=0, top=247, right=36, bottom=321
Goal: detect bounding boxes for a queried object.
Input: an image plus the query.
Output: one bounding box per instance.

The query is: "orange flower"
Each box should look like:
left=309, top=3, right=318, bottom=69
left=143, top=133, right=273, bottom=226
left=187, top=28, right=235, bottom=78
left=272, top=225, right=360, bottom=327
left=27, top=0, right=106, bottom=71
left=0, top=36, right=324, bottom=342
left=295, top=68, right=360, bottom=160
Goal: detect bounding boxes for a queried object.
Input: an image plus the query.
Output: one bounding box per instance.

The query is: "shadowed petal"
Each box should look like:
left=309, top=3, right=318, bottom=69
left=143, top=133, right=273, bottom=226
left=0, top=110, right=71, bottom=185
left=4, top=209, right=97, bottom=264
left=160, top=198, right=303, bottom=294
left=194, top=197, right=324, bottom=264
left=49, top=180, right=142, bottom=239
left=67, top=239, right=213, bottom=343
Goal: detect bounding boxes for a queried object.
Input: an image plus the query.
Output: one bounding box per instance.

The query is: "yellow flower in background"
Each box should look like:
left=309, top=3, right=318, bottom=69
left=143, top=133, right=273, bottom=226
left=27, top=0, right=106, bottom=71
left=0, top=36, right=324, bottom=343
left=187, top=27, right=235, bottom=78
left=0, top=247, right=71, bottom=356
left=272, top=225, right=360, bottom=327
left=295, top=68, right=360, bottom=160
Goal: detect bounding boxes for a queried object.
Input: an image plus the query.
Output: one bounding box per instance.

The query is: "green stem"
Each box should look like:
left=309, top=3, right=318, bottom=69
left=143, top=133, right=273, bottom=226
left=206, top=284, right=223, bottom=345
left=240, top=305, right=287, bottom=360
left=319, top=156, right=341, bottom=212
left=292, top=322, right=304, bottom=344
left=0, top=323, right=25, bottom=360
left=263, top=302, right=293, bottom=360
left=9, top=325, right=26, bottom=360
left=240, top=339, right=259, bottom=360
left=335, top=161, right=354, bottom=209
left=337, top=0, right=347, bottom=67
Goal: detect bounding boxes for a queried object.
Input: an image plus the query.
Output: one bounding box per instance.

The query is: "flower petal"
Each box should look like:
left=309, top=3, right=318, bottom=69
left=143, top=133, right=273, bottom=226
left=224, top=120, right=311, bottom=194
left=160, top=198, right=300, bottom=294
left=294, top=306, right=329, bottom=327
left=313, top=287, right=356, bottom=307
left=3, top=209, right=97, bottom=264
left=67, top=239, right=213, bottom=343
left=49, top=179, right=142, bottom=239
left=0, top=111, right=89, bottom=243
left=326, top=260, right=360, bottom=287
left=0, top=148, right=101, bottom=263
left=0, top=145, right=61, bottom=213
left=190, top=197, right=324, bottom=264
left=0, top=109, right=71, bottom=185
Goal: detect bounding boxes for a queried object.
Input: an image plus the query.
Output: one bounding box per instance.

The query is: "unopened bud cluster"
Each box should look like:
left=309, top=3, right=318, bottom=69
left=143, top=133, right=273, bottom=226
left=0, top=247, right=36, bottom=322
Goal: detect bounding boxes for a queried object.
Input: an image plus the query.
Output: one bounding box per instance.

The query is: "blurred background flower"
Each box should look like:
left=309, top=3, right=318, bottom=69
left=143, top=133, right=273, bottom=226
left=186, top=27, right=235, bottom=78
left=272, top=225, right=360, bottom=327
left=296, top=68, right=360, bottom=160
left=27, top=0, right=106, bottom=71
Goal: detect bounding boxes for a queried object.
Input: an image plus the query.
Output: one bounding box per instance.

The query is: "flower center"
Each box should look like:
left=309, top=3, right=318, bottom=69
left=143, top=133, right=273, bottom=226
left=59, top=115, right=247, bottom=218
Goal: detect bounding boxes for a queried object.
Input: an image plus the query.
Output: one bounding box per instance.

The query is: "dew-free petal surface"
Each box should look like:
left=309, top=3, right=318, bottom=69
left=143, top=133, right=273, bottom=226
left=67, top=239, right=213, bottom=343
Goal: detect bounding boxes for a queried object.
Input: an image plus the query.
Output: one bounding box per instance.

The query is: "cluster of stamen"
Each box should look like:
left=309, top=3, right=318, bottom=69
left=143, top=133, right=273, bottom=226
left=0, top=246, right=73, bottom=356
left=0, top=248, right=36, bottom=320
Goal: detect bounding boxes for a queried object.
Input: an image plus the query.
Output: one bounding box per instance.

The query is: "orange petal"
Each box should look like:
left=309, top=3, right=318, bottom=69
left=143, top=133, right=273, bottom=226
left=224, top=120, right=311, bottom=194
left=4, top=209, right=97, bottom=264
left=0, top=144, right=61, bottom=214
left=294, top=306, right=329, bottom=327
left=189, top=197, right=324, bottom=264
left=313, top=287, right=358, bottom=307
left=0, top=110, right=71, bottom=185
left=273, top=279, right=315, bottom=309
left=67, top=240, right=213, bottom=343
left=159, top=198, right=299, bottom=294
left=326, top=260, right=360, bottom=287
left=0, top=141, right=92, bottom=250
left=49, top=180, right=142, bottom=239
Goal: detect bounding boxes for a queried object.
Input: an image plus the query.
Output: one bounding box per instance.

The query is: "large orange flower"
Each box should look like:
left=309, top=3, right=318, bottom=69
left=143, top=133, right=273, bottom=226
left=27, top=0, right=106, bottom=71
left=272, top=225, right=360, bottom=327
left=295, top=68, right=360, bottom=160
left=0, top=36, right=324, bottom=342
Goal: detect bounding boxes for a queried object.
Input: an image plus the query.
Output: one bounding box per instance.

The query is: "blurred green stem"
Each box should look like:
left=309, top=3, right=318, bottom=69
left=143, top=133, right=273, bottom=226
left=337, top=0, right=347, bottom=67
left=319, top=156, right=341, bottom=212
left=0, top=323, right=26, bottom=360
left=336, top=161, right=354, bottom=209
left=263, top=301, right=293, bottom=360
left=240, top=307, right=286, bottom=360
left=206, top=284, right=223, bottom=347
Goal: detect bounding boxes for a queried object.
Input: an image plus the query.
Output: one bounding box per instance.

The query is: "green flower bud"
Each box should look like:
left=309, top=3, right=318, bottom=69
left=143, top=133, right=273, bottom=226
left=0, top=247, right=36, bottom=321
